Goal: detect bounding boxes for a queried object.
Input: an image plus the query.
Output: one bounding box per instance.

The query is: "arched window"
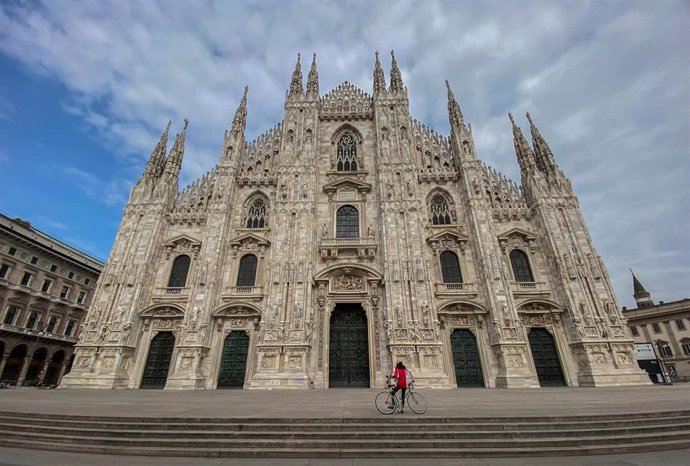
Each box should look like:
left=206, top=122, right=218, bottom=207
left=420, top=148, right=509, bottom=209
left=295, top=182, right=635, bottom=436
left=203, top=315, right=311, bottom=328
left=236, top=254, right=258, bottom=287
left=440, top=251, right=463, bottom=284
left=336, top=133, right=357, bottom=171
left=510, top=249, right=534, bottom=282
left=167, top=255, right=191, bottom=288
left=430, top=194, right=452, bottom=225
left=26, top=312, right=38, bottom=330
left=336, top=205, right=359, bottom=238
left=46, top=316, right=58, bottom=333
left=3, top=306, right=17, bottom=325
left=245, top=196, right=268, bottom=228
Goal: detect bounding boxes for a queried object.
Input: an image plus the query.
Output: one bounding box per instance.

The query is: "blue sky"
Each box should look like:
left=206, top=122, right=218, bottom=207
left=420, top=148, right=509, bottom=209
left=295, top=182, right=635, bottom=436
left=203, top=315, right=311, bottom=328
left=0, top=0, right=688, bottom=308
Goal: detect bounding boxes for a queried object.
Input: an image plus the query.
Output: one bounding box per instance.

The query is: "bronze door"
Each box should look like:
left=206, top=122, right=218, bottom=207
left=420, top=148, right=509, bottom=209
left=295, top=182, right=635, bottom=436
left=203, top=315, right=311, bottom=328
left=140, top=332, right=175, bottom=389
left=450, top=329, right=485, bottom=387
left=329, top=304, right=370, bottom=388
left=528, top=328, right=566, bottom=387
left=217, top=331, right=249, bottom=388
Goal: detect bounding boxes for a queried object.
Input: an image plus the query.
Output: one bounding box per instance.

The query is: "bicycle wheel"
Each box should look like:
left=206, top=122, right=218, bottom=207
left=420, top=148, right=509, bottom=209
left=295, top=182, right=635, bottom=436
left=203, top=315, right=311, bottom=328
left=375, top=390, right=396, bottom=415
left=407, top=391, right=427, bottom=414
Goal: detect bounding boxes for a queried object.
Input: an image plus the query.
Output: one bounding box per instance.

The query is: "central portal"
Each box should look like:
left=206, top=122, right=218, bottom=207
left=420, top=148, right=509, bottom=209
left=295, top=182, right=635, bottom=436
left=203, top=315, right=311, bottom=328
left=329, top=303, right=370, bottom=388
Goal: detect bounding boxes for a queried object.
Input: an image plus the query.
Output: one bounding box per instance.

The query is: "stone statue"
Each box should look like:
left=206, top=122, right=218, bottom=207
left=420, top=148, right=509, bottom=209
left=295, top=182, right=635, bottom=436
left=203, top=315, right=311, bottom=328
left=321, top=223, right=328, bottom=237
left=368, top=224, right=375, bottom=238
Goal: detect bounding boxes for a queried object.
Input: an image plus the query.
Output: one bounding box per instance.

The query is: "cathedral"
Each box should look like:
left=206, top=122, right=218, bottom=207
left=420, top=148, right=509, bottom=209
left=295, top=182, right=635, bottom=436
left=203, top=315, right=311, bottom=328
left=61, top=52, right=649, bottom=390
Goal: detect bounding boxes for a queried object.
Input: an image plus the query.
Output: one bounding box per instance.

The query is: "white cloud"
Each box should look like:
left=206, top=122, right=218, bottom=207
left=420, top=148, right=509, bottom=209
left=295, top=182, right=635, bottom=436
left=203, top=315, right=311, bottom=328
left=0, top=0, right=688, bottom=307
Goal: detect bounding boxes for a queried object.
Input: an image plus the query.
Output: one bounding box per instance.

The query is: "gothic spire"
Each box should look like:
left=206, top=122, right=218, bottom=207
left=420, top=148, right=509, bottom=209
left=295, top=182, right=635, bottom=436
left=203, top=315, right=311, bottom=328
left=373, top=51, right=386, bottom=95
left=288, top=53, right=304, bottom=97
left=445, top=80, right=465, bottom=128
left=144, top=121, right=171, bottom=178
left=164, top=118, right=188, bottom=178
left=231, top=86, right=248, bottom=136
left=509, top=113, right=537, bottom=174
left=306, top=53, right=319, bottom=97
left=526, top=112, right=557, bottom=175
left=389, top=50, right=404, bottom=94
left=631, top=269, right=654, bottom=308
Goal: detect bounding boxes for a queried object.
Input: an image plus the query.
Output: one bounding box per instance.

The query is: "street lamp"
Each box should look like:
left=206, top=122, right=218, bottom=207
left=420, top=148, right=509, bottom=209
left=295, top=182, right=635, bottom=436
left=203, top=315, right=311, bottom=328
left=654, top=339, right=671, bottom=385
left=32, top=321, right=46, bottom=386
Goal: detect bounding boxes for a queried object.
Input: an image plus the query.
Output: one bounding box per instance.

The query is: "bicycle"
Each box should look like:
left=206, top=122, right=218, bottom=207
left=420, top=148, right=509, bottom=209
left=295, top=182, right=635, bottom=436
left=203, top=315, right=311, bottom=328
left=375, top=376, right=427, bottom=414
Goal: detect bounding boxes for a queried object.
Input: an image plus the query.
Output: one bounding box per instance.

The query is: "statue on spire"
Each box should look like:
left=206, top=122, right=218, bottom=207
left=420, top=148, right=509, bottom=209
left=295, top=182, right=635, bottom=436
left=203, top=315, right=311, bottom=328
left=373, top=51, right=386, bottom=95
left=306, top=53, right=319, bottom=96
left=389, top=50, right=404, bottom=94
left=289, top=53, right=304, bottom=97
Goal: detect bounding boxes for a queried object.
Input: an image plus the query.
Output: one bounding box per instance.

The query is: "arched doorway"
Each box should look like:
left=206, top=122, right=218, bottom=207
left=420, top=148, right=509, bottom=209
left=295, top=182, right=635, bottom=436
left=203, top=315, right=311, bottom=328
left=528, top=328, right=565, bottom=387
left=44, top=350, right=66, bottom=386
left=25, top=347, right=48, bottom=385
left=329, top=303, right=369, bottom=388
left=140, top=332, right=175, bottom=389
left=450, top=329, right=484, bottom=387
left=217, top=331, right=250, bottom=388
left=1, top=345, right=28, bottom=384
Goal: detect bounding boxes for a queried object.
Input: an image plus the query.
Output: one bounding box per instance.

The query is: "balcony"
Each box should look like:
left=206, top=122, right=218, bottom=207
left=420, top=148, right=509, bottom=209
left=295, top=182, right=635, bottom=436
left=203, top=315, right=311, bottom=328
left=221, top=286, right=264, bottom=303
left=318, top=237, right=377, bottom=259
left=151, top=287, right=191, bottom=303
left=510, top=281, right=550, bottom=297
left=434, top=282, right=478, bottom=299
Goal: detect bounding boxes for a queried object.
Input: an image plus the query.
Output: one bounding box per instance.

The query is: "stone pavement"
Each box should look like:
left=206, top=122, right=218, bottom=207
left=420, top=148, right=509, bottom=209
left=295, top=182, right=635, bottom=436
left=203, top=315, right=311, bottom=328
left=1, top=384, right=688, bottom=418
left=1, top=446, right=689, bottom=466
left=0, top=384, right=688, bottom=464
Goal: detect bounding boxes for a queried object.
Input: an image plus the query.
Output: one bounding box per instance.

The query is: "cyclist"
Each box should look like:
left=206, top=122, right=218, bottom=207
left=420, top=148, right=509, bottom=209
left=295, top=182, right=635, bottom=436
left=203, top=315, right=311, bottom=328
left=390, top=361, right=413, bottom=413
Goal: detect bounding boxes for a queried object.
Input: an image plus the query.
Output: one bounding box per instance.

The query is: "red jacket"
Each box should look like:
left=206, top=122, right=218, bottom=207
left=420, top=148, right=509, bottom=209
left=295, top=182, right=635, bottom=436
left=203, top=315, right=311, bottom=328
left=393, top=367, right=407, bottom=389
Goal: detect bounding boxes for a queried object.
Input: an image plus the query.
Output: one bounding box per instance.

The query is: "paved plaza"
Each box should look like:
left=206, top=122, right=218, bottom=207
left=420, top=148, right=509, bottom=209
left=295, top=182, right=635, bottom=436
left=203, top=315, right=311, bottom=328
left=0, top=384, right=688, bottom=465
left=1, top=384, right=688, bottom=418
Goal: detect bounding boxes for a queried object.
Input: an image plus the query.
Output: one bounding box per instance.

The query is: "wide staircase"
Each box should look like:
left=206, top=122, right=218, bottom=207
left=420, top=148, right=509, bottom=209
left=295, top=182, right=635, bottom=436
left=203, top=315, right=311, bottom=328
left=0, top=410, right=689, bottom=458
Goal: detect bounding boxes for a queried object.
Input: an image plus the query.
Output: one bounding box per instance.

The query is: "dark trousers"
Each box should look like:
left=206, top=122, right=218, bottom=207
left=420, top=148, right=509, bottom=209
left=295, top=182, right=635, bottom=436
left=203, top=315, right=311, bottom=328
left=391, top=387, right=407, bottom=406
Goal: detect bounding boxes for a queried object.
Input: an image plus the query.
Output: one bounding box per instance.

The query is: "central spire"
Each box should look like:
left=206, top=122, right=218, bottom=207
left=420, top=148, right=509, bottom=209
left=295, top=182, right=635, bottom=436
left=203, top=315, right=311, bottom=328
left=389, top=50, right=404, bottom=94
left=144, top=120, right=171, bottom=178
left=445, top=80, right=464, bottom=128
left=509, top=113, right=537, bottom=174
left=289, top=53, right=304, bottom=97
left=306, top=53, right=319, bottom=97
left=231, top=86, right=248, bottom=136
left=373, top=51, right=386, bottom=95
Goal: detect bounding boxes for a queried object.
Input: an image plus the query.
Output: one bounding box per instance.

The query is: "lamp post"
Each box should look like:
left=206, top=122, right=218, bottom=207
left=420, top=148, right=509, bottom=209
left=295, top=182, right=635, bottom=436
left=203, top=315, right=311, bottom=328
left=32, top=322, right=45, bottom=386
left=654, top=339, right=671, bottom=385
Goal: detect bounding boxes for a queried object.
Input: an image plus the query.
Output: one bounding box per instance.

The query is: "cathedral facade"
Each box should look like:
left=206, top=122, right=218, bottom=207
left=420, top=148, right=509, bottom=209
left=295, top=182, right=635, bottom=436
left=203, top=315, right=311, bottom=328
left=61, top=52, right=649, bottom=390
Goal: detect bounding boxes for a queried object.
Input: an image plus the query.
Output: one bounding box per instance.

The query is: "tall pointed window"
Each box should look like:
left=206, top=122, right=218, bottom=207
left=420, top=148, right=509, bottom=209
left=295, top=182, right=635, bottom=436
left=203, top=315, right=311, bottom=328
left=245, top=196, right=268, bottom=228
left=430, top=194, right=452, bottom=225
left=440, top=251, right=463, bottom=283
left=336, top=133, right=357, bottom=171
left=167, top=254, right=191, bottom=288
left=236, top=254, right=258, bottom=287
left=336, top=205, right=359, bottom=238
left=510, top=249, right=534, bottom=282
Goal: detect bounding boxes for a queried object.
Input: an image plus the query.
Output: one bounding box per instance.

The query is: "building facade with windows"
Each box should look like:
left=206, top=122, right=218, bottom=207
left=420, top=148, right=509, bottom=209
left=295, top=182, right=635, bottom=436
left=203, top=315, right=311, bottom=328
left=0, top=213, right=103, bottom=386
left=624, top=272, right=690, bottom=382
left=61, top=53, right=648, bottom=390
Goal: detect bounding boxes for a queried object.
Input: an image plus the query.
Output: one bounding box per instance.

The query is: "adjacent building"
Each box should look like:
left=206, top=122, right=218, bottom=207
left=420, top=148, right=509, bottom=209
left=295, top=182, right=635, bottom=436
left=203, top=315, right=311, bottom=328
left=0, top=213, right=103, bottom=386
left=624, top=272, right=690, bottom=382
left=61, top=52, right=649, bottom=390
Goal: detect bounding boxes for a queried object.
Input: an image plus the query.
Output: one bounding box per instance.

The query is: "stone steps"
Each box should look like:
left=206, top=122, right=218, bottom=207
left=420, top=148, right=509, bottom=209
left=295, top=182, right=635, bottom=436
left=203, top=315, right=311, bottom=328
left=1, top=420, right=689, bottom=439
left=0, top=410, right=688, bottom=457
